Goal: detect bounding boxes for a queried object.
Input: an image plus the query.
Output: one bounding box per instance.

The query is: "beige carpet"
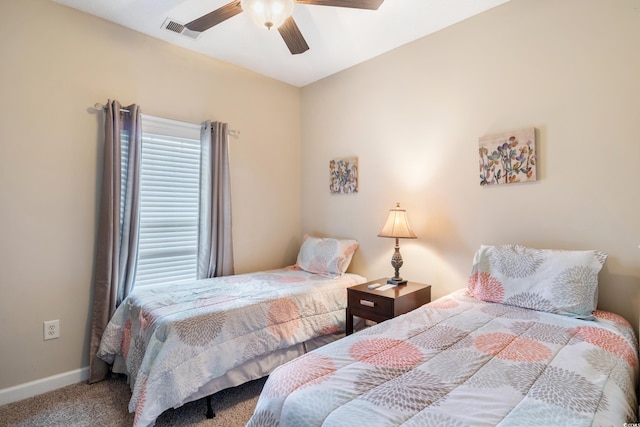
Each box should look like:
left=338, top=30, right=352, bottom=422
left=0, top=375, right=266, bottom=427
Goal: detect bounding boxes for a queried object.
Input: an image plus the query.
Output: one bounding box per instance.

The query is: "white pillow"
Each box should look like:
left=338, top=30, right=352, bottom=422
left=295, top=235, right=359, bottom=277
left=467, top=244, right=607, bottom=320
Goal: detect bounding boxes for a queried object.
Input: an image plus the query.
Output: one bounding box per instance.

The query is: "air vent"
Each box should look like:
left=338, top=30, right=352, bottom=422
left=162, top=18, right=201, bottom=40
left=164, top=20, right=185, bottom=34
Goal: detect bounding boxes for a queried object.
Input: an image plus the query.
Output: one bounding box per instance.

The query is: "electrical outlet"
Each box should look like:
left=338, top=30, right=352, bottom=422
left=44, top=320, right=60, bottom=340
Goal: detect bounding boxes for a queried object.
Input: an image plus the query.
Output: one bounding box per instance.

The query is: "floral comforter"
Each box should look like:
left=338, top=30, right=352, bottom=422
left=248, top=290, right=638, bottom=426
left=97, top=267, right=366, bottom=427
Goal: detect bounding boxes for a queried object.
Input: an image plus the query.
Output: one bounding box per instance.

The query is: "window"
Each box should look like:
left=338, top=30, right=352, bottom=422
left=128, top=115, right=202, bottom=287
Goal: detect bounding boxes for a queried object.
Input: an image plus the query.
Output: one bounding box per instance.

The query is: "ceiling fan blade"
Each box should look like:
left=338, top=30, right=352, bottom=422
left=185, top=1, right=243, bottom=32
left=295, top=0, right=383, bottom=10
left=278, top=17, right=310, bottom=55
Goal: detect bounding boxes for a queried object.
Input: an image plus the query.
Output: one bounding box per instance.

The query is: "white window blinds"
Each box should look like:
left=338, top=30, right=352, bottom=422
left=134, top=115, right=201, bottom=287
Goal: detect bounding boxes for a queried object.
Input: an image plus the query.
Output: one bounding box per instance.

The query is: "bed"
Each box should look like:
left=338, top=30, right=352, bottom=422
left=97, top=235, right=365, bottom=427
left=247, top=244, right=639, bottom=426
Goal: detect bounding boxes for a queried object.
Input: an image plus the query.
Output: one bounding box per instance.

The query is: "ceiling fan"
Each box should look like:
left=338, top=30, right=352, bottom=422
left=184, top=0, right=384, bottom=55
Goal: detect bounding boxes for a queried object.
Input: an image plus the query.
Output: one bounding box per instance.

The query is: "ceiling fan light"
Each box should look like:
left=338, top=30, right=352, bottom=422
left=241, top=0, right=294, bottom=30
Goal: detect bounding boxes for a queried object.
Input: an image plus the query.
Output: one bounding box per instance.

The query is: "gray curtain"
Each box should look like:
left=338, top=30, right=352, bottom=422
left=198, top=121, right=234, bottom=278
left=88, top=100, right=142, bottom=384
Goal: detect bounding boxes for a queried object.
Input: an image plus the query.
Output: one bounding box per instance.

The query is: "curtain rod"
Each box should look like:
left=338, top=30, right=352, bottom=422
left=94, top=103, right=240, bottom=138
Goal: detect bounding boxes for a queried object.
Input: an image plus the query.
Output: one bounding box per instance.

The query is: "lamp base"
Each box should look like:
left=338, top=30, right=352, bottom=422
left=387, top=278, right=408, bottom=286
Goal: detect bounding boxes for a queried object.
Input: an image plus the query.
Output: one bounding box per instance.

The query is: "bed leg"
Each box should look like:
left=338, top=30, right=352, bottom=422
left=205, top=395, right=216, bottom=418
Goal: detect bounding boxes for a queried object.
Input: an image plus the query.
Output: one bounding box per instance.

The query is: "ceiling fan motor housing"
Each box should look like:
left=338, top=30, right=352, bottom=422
left=241, top=0, right=295, bottom=30
left=184, top=0, right=384, bottom=55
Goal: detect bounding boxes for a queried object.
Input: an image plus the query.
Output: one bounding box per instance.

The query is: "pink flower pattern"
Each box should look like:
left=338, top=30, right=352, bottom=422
left=474, top=332, right=552, bottom=362
left=468, top=272, right=504, bottom=303
left=268, top=298, right=300, bottom=340
left=570, top=326, right=637, bottom=367
left=349, top=338, right=424, bottom=368
left=249, top=290, right=638, bottom=427
left=263, top=353, right=336, bottom=397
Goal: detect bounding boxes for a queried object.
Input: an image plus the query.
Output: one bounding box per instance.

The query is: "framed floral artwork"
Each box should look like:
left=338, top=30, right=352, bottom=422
left=479, top=127, right=536, bottom=186
left=329, top=157, right=358, bottom=194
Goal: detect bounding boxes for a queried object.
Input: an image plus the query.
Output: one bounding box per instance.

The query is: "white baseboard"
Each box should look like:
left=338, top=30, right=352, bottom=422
left=0, top=367, right=89, bottom=406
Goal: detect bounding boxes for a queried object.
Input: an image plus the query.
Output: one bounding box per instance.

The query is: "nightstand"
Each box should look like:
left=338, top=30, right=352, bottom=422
left=346, top=279, right=431, bottom=335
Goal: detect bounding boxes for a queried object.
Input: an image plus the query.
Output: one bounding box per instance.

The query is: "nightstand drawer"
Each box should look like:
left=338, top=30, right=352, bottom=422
left=348, top=291, right=393, bottom=316
left=346, top=279, right=431, bottom=335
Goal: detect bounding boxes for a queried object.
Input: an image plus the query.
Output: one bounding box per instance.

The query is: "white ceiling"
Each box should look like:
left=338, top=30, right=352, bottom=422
left=51, top=0, right=510, bottom=87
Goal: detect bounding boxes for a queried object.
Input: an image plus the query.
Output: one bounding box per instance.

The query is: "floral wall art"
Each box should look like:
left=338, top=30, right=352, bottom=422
left=329, top=157, right=358, bottom=194
left=479, top=127, right=536, bottom=186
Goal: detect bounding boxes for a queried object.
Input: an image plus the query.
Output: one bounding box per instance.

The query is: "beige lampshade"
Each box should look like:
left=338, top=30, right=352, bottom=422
left=378, top=203, right=417, bottom=239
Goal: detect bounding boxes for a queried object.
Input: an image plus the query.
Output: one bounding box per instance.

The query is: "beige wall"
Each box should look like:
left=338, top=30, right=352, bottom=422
left=2, top=0, right=639, bottom=395
left=301, top=0, right=640, bottom=329
left=0, top=0, right=301, bottom=389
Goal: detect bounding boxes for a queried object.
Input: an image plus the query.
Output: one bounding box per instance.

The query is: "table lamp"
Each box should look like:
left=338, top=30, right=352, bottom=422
left=378, top=203, right=417, bottom=285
